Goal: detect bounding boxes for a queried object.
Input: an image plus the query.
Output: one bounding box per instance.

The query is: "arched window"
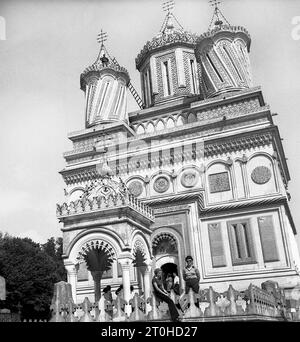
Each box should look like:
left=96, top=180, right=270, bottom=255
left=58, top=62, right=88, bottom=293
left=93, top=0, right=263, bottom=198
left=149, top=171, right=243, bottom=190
left=152, top=233, right=178, bottom=256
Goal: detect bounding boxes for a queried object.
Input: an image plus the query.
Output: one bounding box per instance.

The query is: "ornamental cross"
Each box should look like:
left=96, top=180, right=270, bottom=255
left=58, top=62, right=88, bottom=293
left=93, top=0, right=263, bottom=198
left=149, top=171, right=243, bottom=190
left=162, top=0, right=174, bottom=14
left=97, top=29, right=108, bottom=45
left=209, top=0, right=221, bottom=10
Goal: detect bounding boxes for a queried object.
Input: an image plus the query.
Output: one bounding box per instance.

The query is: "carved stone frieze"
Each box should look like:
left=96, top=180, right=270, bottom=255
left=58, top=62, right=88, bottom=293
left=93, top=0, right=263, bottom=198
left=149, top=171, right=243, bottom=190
left=153, top=204, right=190, bottom=214
left=208, top=172, right=231, bottom=193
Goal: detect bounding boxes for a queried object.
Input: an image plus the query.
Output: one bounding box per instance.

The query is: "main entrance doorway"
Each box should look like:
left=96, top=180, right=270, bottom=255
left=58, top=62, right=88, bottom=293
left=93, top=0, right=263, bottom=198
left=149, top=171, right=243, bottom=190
left=161, top=262, right=178, bottom=277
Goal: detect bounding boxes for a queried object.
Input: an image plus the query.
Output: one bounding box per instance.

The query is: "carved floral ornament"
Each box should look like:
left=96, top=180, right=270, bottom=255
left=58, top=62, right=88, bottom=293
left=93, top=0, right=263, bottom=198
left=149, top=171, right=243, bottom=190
left=128, top=180, right=143, bottom=197
left=180, top=169, right=199, bottom=188
left=76, top=239, right=116, bottom=263
left=251, top=166, right=272, bottom=185
left=133, top=239, right=147, bottom=256
left=153, top=176, right=170, bottom=193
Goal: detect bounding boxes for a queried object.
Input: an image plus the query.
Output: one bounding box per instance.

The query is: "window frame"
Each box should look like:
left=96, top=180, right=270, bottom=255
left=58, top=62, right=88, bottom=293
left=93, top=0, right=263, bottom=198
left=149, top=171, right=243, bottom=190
left=227, top=219, right=256, bottom=266
left=162, top=59, right=173, bottom=97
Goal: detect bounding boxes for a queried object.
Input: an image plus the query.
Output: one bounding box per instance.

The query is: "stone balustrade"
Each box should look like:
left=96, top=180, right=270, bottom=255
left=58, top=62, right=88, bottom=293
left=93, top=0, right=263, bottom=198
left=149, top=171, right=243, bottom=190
left=56, top=192, right=154, bottom=220
left=49, top=281, right=294, bottom=322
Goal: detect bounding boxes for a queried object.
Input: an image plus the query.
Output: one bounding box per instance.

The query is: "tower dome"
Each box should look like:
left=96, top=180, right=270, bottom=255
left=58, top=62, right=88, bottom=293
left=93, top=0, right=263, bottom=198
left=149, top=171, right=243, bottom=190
left=195, top=2, right=252, bottom=98
left=135, top=4, right=200, bottom=108
left=80, top=37, right=130, bottom=127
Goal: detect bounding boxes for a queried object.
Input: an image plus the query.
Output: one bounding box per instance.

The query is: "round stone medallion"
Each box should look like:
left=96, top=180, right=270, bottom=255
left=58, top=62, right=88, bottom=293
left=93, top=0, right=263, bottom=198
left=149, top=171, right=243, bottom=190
left=251, top=166, right=272, bottom=185
left=181, top=170, right=199, bottom=188
left=153, top=176, right=170, bottom=193
left=128, top=181, right=143, bottom=197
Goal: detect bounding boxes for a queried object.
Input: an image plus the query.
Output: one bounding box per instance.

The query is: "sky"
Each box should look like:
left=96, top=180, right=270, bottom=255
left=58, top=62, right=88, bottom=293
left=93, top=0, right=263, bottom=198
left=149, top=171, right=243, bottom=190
left=0, top=0, right=300, bottom=247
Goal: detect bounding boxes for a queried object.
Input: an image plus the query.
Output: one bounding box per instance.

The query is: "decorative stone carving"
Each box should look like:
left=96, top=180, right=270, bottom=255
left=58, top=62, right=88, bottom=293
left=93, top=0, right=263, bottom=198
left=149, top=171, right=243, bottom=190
left=251, top=166, right=271, bottom=185
left=154, top=204, right=190, bottom=214
left=136, top=31, right=198, bottom=69
left=128, top=181, right=143, bottom=197
left=153, top=176, right=170, bottom=193
left=152, top=232, right=178, bottom=256
left=181, top=170, right=199, bottom=188
left=0, top=276, right=6, bottom=301
left=208, top=172, right=231, bottom=193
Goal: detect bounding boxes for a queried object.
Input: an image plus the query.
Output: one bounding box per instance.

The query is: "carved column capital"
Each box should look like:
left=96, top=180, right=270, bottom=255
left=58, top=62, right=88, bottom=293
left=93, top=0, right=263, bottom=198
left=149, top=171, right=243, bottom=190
left=118, top=252, right=134, bottom=269
left=64, top=263, right=77, bottom=275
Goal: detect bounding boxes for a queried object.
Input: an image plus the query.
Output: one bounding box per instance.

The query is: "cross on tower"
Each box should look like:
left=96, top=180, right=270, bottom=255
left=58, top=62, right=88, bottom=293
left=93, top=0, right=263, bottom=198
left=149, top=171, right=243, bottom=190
left=162, top=0, right=174, bottom=14
left=208, top=0, right=230, bottom=29
left=97, top=29, right=108, bottom=46
left=160, top=0, right=184, bottom=34
left=209, top=0, right=221, bottom=10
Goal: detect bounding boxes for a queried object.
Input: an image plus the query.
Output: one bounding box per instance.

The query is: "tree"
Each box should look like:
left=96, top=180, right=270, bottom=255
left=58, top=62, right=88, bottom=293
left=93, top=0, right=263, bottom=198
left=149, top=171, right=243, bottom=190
left=0, top=233, right=66, bottom=320
left=42, top=237, right=67, bottom=283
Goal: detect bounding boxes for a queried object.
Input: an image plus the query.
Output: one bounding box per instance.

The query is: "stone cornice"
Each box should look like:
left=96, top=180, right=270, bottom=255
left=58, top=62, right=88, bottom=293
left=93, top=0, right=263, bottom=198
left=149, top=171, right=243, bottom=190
left=64, top=106, right=271, bottom=163
left=204, top=130, right=272, bottom=157
left=143, top=192, right=205, bottom=216
left=128, top=86, right=263, bottom=122
left=60, top=126, right=274, bottom=184
left=67, top=121, right=135, bottom=142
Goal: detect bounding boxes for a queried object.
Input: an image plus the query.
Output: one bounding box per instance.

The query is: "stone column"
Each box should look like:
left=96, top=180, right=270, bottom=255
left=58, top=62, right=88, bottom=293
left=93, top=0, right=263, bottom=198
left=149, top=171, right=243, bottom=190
left=118, top=252, right=134, bottom=316
left=65, top=264, right=77, bottom=304
left=91, top=271, right=103, bottom=303
left=143, top=259, right=152, bottom=299
left=143, top=260, right=152, bottom=315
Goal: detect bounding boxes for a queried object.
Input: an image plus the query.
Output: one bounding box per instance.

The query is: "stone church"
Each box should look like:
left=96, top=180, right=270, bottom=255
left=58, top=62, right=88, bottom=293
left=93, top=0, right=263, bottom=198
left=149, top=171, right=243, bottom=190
left=56, top=1, right=300, bottom=319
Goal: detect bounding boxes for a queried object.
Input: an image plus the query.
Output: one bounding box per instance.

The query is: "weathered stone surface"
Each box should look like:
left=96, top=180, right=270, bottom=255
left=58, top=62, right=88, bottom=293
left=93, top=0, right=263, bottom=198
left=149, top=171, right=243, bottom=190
left=0, top=276, right=6, bottom=301
left=50, top=281, right=75, bottom=322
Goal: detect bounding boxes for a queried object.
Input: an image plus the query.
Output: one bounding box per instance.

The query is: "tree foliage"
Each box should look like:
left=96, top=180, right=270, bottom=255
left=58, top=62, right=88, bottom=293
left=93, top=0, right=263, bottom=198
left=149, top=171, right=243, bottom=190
left=0, top=233, right=67, bottom=320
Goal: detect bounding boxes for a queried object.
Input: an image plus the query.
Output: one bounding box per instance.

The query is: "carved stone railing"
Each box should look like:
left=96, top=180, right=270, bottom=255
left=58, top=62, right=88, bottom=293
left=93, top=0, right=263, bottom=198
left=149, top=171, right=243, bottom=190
left=49, top=281, right=295, bottom=322
left=56, top=192, right=154, bottom=221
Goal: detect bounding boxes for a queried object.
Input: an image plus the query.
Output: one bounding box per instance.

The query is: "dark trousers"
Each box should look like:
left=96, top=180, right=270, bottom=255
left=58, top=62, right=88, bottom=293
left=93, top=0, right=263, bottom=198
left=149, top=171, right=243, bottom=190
left=185, top=278, right=199, bottom=294
left=154, top=291, right=179, bottom=322
left=173, top=283, right=180, bottom=296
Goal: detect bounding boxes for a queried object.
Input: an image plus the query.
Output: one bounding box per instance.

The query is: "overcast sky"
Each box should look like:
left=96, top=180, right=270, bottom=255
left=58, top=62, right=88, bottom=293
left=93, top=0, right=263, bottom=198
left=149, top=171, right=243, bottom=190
left=0, top=0, right=300, bottom=248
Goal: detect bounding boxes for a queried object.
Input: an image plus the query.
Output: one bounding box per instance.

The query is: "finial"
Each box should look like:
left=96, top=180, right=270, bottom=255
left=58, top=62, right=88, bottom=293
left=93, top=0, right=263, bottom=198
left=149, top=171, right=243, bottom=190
left=160, top=0, right=184, bottom=34
left=97, top=29, right=108, bottom=46
left=208, top=0, right=230, bottom=30
left=96, top=29, right=110, bottom=66
left=162, top=0, right=174, bottom=14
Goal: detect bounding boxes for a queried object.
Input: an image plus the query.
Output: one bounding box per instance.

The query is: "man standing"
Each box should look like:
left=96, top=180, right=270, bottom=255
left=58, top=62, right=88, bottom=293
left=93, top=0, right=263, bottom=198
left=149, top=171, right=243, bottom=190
left=182, top=256, right=200, bottom=294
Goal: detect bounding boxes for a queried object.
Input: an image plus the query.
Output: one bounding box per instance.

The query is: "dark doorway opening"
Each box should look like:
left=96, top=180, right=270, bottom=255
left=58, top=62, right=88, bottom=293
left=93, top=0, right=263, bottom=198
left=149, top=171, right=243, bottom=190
left=161, top=263, right=178, bottom=290
left=161, top=262, right=178, bottom=276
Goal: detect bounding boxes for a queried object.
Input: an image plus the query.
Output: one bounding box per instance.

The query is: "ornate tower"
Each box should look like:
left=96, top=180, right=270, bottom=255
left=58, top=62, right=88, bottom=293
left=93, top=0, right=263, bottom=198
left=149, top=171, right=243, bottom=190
left=57, top=34, right=153, bottom=307
left=135, top=1, right=200, bottom=107
left=80, top=32, right=130, bottom=127
left=195, top=1, right=252, bottom=97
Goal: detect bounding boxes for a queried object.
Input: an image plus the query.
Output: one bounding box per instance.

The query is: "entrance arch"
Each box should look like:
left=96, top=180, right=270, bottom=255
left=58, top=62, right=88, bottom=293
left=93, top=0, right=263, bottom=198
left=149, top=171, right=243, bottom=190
left=152, top=231, right=184, bottom=292
left=161, top=262, right=178, bottom=277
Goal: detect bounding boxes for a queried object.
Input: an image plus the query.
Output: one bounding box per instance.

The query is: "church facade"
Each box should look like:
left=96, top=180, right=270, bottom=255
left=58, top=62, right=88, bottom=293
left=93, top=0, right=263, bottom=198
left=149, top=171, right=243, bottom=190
left=56, top=2, right=300, bottom=319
